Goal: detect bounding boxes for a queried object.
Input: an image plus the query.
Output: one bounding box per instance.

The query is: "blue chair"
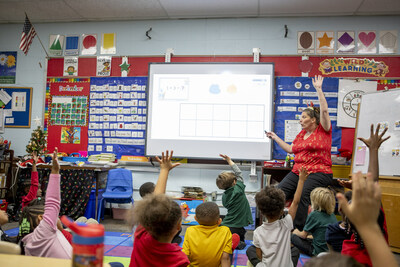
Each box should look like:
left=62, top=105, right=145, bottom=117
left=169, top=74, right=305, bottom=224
left=97, top=168, right=133, bottom=221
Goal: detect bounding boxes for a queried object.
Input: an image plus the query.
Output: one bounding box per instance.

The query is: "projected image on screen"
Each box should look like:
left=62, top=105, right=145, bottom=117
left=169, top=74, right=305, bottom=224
left=146, top=63, right=274, bottom=160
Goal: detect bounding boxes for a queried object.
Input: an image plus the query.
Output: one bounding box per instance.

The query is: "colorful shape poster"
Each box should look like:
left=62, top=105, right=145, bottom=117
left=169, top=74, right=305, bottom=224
left=379, top=30, right=398, bottom=54
left=81, top=34, right=97, bottom=55
left=357, top=31, right=377, bottom=54
left=297, top=31, right=315, bottom=54
left=101, top=33, right=116, bottom=54
left=0, top=52, right=17, bottom=84
left=316, top=31, right=334, bottom=54
left=61, top=126, right=81, bottom=144
left=337, top=31, right=355, bottom=54
left=49, top=34, right=65, bottom=56
left=63, top=57, right=78, bottom=77
left=11, top=92, right=26, bottom=111
left=65, top=35, right=80, bottom=56
left=97, top=56, right=112, bottom=76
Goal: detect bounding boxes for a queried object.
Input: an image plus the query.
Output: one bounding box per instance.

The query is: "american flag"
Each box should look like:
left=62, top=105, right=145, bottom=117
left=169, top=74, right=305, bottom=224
left=19, top=15, right=37, bottom=55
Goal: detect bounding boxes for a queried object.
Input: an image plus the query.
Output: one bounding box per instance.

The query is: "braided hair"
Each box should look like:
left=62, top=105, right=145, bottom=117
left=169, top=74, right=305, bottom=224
left=18, top=198, right=45, bottom=241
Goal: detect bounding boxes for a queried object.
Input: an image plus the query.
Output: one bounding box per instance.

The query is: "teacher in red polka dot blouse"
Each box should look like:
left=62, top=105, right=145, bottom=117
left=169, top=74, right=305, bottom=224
left=266, top=75, right=333, bottom=231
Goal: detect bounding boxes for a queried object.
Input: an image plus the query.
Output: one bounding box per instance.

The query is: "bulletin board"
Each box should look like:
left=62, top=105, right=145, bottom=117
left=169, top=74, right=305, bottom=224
left=88, top=77, right=147, bottom=158
left=273, top=77, right=342, bottom=159
left=0, top=86, right=32, bottom=127
left=351, top=88, right=400, bottom=176
left=45, top=78, right=90, bottom=154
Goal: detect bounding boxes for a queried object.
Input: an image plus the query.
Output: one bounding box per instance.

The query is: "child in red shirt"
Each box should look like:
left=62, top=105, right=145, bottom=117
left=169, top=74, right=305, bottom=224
left=128, top=150, right=189, bottom=267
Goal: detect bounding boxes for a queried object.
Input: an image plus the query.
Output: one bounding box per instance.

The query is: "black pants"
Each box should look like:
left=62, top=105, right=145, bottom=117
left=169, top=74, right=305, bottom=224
left=246, top=245, right=300, bottom=266
left=291, top=234, right=313, bottom=256
left=229, top=227, right=246, bottom=242
left=278, top=171, right=332, bottom=231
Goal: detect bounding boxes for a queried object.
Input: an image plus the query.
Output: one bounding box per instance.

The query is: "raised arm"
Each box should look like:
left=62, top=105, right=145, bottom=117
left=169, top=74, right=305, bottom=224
left=312, top=75, right=330, bottom=131
left=154, top=150, right=180, bottom=195
left=43, top=148, right=61, bottom=230
left=220, top=154, right=243, bottom=182
left=358, top=123, right=390, bottom=182
left=337, top=172, right=398, bottom=267
left=288, top=166, right=308, bottom=220
left=22, top=152, right=39, bottom=209
left=265, top=132, right=293, bottom=153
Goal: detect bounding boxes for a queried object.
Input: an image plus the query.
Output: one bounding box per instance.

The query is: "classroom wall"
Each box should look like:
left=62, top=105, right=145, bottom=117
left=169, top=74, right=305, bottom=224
left=1, top=15, right=400, bottom=194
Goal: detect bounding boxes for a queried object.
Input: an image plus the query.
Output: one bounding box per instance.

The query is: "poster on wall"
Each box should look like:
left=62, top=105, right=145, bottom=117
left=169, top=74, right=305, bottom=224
left=316, top=31, right=334, bottom=54
left=101, top=33, right=116, bottom=54
left=81, top=34, right=97, bottom=55
left=0, top=52, right=17, bottom=84
left=357, top=31, right=377, bottom=54
left=61, top=126, right=81, bottom=144
left=337, top=79, right=377, bottom=128
left=65, top=35, right=80, bottom=56
left=274, top=77, right=341, bottom=159
left=379, top=30, right=398, bottom=54
left=337, top=31, right=355, bottom=54
left=63, top=57, right=78, bottom=77
left=49, top=34, right=65, bottom=56
left=297, top=31, right=315, bottom=54
left=89, top=77, right=147, bottom=158
left=97, top=56, right=111, bottom=76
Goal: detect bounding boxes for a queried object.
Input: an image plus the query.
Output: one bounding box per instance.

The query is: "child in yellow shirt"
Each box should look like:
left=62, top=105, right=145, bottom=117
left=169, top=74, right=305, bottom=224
left=183, top=202, right=233, bottom=267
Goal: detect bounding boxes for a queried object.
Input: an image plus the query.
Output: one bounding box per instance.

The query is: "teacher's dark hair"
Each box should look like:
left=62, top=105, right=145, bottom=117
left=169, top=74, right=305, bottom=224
left=303, top=107, right=321, bottom=125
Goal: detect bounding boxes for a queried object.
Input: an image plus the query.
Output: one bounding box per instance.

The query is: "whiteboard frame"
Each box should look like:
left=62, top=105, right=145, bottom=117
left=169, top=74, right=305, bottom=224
left=351, top=88, right=400, bottom=178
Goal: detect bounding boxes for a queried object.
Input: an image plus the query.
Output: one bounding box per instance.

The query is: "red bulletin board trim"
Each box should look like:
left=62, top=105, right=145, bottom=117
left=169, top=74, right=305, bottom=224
left=47, top=56, right=400, bottom=78
left=45, top=78, right=91, bottom=155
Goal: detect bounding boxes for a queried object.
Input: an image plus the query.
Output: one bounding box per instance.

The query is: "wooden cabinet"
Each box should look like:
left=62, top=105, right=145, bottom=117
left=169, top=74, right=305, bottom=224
left=379, top=176, right=400, bottom=253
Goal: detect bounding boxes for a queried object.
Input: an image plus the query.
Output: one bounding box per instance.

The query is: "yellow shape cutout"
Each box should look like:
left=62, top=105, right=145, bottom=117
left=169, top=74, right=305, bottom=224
left=103, top=33, right=115, bottom=49
left=318, top=33, right=333, bottom=48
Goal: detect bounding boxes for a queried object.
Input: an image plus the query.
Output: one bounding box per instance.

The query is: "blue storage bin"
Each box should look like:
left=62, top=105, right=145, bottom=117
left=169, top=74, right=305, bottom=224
left=84, top=189, right=105, bottom=219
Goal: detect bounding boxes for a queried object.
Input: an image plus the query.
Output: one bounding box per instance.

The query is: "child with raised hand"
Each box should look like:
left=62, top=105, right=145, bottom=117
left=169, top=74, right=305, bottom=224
left=217, top=154, right=253, bottom=249
left=183, top=202, right=233, bottom=267
left=337, top=172, right=398, bottom=267
left=129, top=150, right=189, bottom=267
left=21, top=148, right=72, bottom=258
left=21, top=151, right=42, bottom=210
left=246, top=166, right=308, bottom=267
left=339, top=123, right=391, bottom=267
left=291, top=185, right=337, bottom=257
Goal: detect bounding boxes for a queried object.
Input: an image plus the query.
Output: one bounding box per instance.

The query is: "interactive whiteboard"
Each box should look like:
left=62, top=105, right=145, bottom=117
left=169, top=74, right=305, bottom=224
left=352, top=88, right=400, bottom=176
left=146, top=63, right=274, bottom=160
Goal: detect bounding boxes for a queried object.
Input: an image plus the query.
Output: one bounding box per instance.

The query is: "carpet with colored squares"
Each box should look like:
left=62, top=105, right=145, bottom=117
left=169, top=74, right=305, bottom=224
left=5, top=228, right=310, bottom=266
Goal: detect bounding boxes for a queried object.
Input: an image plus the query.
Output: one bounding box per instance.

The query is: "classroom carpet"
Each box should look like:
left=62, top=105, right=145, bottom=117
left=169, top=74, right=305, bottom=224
left=5, top=228, right=311, bottom=267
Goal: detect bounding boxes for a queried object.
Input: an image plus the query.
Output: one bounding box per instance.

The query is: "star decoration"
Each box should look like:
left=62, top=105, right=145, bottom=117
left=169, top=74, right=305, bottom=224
left=120, top=61, right=130, bottom=72
left=318, top=33, right=333, bottom=48
left=33, top=116, right=41, bottom=127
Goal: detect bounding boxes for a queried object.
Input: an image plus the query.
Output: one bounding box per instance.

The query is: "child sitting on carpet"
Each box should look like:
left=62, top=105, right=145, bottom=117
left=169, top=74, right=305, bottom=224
left=216, top=154, right=253, bottom=249
left=246, top=166, right=308, bottom=267
left=128, top=150, right=189, bottom=267
left=183, top=202, right=237, bottom=267
left=19, top=148, right=72, bottom=258
left=291, top=186, right=337, bottom=256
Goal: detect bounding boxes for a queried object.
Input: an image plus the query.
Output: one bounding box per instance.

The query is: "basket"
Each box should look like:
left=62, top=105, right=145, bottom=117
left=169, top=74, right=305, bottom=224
left=62, top=153, right=88, bottom=163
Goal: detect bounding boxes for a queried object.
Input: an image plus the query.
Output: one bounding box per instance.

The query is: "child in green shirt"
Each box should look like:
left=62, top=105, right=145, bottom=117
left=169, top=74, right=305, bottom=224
left=216, top=154, right=253, bottom=249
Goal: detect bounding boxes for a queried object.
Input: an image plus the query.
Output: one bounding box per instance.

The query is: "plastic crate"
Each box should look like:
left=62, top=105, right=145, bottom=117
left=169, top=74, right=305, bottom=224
left=62, top=152, right=88, bottom=163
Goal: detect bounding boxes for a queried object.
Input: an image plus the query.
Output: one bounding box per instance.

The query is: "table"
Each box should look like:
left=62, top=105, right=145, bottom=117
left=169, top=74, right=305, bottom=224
left=37, top=165, right=114, bottom=219
left=0, top=253, right=111, bottom=267
left=261, top=166, right=292, bottom=187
